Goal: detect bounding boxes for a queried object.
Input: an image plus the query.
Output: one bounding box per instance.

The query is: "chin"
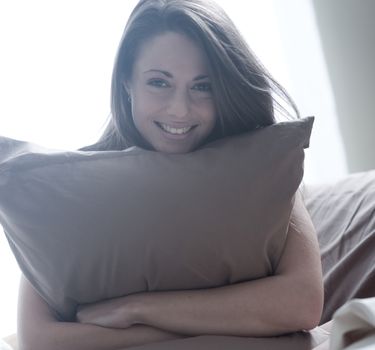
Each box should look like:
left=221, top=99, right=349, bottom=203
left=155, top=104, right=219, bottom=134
left=154, top=143, right=197, bottom=154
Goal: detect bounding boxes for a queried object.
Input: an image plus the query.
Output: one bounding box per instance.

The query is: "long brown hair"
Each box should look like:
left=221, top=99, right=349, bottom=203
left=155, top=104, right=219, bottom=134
left=82, top=0, right=299, bottom=151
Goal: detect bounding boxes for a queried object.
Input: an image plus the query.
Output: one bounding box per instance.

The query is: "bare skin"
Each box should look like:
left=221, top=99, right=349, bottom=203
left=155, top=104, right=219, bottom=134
left=18, top=191, right=324, bottom=349
left=17, top=277, right=186, bottom=350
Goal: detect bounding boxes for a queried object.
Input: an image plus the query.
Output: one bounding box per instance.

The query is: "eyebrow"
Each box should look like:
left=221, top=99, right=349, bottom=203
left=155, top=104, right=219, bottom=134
left=143, top=69, right=209, bottom=81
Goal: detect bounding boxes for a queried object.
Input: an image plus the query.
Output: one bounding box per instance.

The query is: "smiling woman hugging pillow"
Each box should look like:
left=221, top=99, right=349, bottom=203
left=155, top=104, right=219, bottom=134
left=0, top=1, right=323, bottom=350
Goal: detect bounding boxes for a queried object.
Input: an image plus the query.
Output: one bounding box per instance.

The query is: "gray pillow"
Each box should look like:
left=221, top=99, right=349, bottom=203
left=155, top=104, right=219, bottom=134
left=0, top=117, right=313, bottom=321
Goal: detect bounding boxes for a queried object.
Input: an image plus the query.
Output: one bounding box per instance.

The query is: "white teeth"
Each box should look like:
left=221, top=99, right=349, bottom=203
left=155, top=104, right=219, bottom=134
left=158, top=123, right=194, bottom=135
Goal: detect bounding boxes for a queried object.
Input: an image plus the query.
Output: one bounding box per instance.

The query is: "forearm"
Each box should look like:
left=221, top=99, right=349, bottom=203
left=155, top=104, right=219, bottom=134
left=133, top=275, right=320, bottom=337
left=20, top=322, right=184, bottom=350
left=18, top=275, right=186, bottom=350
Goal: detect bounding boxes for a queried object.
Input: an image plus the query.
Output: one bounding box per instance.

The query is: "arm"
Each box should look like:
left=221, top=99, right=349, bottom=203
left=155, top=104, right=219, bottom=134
left=17, top=275, right=186, bottom=350
left=78, top=190, right=324, bottom=337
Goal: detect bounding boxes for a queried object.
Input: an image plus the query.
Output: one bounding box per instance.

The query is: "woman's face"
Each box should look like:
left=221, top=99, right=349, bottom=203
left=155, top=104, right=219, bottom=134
left=125, top=32, right=217, bottom=153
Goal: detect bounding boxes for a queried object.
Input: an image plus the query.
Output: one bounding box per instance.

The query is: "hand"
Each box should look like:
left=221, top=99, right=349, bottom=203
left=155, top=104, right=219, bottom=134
left=76, top=295, right=137, bottom=329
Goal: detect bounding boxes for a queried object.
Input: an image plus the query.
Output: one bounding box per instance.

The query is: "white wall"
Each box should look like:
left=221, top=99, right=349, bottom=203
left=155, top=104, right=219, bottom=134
left=0, top=1, right=137, bottom=150
left=312, top=0, right=375, bottom=173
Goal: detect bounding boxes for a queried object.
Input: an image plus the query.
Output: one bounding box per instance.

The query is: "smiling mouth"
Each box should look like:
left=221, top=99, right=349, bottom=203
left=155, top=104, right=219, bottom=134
left=155, top=122, right=197, bottom=135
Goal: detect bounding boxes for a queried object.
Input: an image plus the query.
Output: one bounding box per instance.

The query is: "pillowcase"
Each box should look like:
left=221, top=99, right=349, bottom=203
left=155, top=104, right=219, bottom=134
left=0, top=117, right=313, bottom=321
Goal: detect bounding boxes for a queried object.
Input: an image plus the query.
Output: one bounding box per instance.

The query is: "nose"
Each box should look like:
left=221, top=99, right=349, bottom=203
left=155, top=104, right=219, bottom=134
left=166, top=89, right=190, bottom=119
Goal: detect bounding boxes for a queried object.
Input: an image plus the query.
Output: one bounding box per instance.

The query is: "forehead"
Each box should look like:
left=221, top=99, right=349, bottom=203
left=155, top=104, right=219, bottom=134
left=133, top=32, right=210, bottom=77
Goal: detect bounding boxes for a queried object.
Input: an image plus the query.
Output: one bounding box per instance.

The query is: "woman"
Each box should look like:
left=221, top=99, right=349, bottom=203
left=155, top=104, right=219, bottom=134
left=17, top=1, right=324, bottom=349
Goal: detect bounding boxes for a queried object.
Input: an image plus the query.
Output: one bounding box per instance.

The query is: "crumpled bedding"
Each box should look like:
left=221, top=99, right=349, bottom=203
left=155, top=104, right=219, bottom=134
left=304, top=170, right=375, bottom=325
left=330, top=297, right=375, bottom=350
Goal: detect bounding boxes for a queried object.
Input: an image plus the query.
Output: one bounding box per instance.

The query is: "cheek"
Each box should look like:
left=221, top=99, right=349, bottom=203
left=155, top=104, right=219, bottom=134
left=131, top=102, right=153, bottom=127
left=132, top=94, right=164, bottom=123
left=200, top=100, right=217, bottom=127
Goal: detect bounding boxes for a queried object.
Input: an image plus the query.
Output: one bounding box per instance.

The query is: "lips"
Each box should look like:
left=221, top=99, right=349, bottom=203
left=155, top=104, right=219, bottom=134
left=155, top=121, right=197, bottom=135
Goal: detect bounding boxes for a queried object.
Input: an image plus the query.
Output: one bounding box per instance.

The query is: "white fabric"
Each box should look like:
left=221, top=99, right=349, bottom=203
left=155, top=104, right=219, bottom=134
left=330, top=298, right=375, bottom=350
left=0, top=339, right=12, bottom=350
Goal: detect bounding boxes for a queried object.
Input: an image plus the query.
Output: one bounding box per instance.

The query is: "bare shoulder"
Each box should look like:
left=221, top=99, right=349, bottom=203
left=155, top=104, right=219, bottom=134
left=274, top=189, right=324, bottom=327
left=275, top=189, right=322, bottom=277
left=291, top=189, right=314, bottom=225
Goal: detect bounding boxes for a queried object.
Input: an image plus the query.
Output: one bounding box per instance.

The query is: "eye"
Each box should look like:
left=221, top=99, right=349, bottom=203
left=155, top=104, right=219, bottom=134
left=192, top=82, right=212, bottom=92
left=147, top=78, right=170, bottom=88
